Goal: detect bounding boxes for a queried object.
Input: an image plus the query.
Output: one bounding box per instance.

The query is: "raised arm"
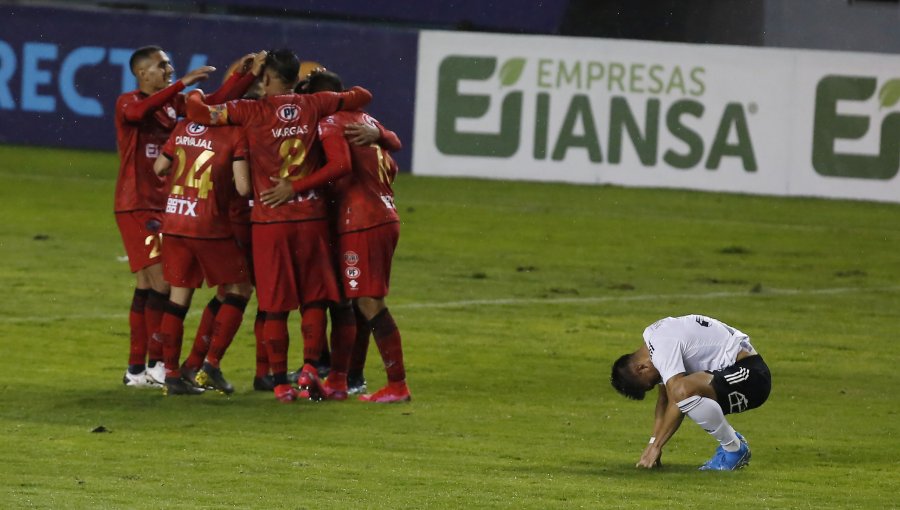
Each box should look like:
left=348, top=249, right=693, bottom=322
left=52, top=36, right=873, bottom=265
left=122, top=81, right=184, bottom=122
left=122, top=65, right=214, bottom=122
left=206, top=53, right=264, bottom=104
left=185, top=89, right=231, bottom=126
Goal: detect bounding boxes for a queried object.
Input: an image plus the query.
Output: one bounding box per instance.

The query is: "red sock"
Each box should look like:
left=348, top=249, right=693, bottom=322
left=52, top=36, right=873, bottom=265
left=263, top=312, right=289, bottom=383
left=369, top=309, right=406, bottom=383
left=159, top=302, right=188, bottom=379
left=145, top=289, right=169, bottom=364
left=129, top=289, right=149, bottom=367
left=205, top=295, right=248, bottom=368
left=300, top=303, right=327, bottom=365
left=185, top=296, right=221, bottom=370
left=350, top=308, right=371, bottom=375
left=329, top=303, right=356, bottom=374
left=254, top=309, right=269, bottom=378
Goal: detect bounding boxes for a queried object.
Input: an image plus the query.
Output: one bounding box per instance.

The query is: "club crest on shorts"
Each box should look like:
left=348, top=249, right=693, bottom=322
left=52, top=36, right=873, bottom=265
left=343, top=251, right=359, bottom=266
left=186, top=122, right=208, bottom=136
left=276, top=104, right=300, bottom=122
left=727, top=391, right=749, bottom=413
left=345, top=266, right=361, bottom=279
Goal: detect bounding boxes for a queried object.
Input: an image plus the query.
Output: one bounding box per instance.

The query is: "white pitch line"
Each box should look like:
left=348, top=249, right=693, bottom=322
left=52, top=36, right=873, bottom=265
left=2, top=285, right=899, bottom=324
left=394, top=285, right=900, bottom=309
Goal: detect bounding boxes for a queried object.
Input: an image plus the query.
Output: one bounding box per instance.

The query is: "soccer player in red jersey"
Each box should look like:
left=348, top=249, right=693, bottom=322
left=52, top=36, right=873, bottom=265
left=185, top=49, right=373, bottom=402
left=179, top=59, right=275, bottom=392
left=261, top=70, right=410, bottom=403
left=152, top=118, right=253, bottom=395
left=115, top=47, right=259, bottom=389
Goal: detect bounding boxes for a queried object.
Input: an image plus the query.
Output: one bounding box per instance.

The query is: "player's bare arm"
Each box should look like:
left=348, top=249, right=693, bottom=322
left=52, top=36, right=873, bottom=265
left=233, top=160, right=252, bottom=197
left=153, top=154, right=173, bottom=176
left=636, top=385, right=684, bottom=469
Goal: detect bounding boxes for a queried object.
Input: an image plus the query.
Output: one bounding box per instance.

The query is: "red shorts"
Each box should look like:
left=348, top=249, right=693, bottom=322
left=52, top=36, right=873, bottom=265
left=338, top=222, right=399, bottom=298
left=231, top=221, right=254, bottom=284
left=115, top=210, right=163, bottom=273
left=252, top=220, right=339, bottom=312
left=162, top=235, right=249, bottom=288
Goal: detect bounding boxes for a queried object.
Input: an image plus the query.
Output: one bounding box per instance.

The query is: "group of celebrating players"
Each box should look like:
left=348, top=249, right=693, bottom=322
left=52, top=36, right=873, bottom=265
left=113, top=45, right=410, bottom=403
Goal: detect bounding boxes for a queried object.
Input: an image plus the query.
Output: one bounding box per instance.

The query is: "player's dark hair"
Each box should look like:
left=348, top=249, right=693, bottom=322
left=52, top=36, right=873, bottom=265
left=306, top=70, right=343, bottom=93
left=264, top=48, right=300, bottom=86
left=611, top=353, right=647, bottom=401
left=129, top=45, right=164, bottom=75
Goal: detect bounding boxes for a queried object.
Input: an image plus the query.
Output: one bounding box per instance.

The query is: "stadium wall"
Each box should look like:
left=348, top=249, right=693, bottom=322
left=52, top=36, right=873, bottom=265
left=412, top=31, right=900, bottom=203
left=0, top=4, right=418, bottom=169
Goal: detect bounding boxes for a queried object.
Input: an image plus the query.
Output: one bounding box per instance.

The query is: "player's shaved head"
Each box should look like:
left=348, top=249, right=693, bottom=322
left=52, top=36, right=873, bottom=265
left=306, top=70, right=343, bottom=93
left=264, top=48, right=301, bottom=86
left=129, top=45, right=164, bottom=75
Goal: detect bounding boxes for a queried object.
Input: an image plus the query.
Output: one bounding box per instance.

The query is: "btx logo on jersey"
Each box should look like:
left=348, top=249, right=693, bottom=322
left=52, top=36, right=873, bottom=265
left=186, top=122, right=208, bottom=136
left=276, top=104, right=300, bottom=122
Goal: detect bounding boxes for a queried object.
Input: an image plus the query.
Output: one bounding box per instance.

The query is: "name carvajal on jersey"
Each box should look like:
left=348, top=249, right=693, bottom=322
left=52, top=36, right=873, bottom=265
left=175, top=136, right=213, bottom=150
left=167, top=196, right=198, bottom=216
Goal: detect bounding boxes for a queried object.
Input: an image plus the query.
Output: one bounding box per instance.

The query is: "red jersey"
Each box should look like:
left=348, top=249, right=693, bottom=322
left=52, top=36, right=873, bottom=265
left=317, top=111, right=400, bottom=234
left=229, top=194, right=252, bottom=225
left=160, top=121, right=248, bottom=239
left=224, top=92, right=358, bottom=224
left=114, top=88, right=185, bottom=212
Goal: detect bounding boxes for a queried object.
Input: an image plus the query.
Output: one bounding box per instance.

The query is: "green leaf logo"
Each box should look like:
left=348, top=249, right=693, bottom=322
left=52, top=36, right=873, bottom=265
left=498, top=58, right=526, bottom=87
left=878, top=78, right=900, bottom=109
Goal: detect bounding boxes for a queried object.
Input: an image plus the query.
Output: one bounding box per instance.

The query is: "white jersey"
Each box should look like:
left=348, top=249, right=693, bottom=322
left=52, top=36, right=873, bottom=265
left=643, top=315, right=756, bottom=384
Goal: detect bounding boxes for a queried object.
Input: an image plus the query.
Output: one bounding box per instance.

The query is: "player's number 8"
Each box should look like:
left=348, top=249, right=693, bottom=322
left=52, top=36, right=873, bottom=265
left=278, top=138, right=309, bottom=181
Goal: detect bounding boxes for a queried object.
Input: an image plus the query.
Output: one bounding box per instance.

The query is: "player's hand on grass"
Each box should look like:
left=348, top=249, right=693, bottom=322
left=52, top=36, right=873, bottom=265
left=181, top=66, right=217, bottom=86
left=636, top=445, right=662, bottom=469
left=260, top=177, right=294, bottom=207
left=345, top=122, right=379, bottom=146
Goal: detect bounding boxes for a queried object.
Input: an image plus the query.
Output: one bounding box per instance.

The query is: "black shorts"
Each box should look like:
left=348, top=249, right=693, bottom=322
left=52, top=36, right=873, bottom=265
left=710, top=354, right=771, bottom=415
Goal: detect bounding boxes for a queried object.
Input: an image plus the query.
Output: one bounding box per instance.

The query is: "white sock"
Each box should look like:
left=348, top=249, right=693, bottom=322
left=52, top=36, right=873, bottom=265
left=678, top=396, right=740, bottom=452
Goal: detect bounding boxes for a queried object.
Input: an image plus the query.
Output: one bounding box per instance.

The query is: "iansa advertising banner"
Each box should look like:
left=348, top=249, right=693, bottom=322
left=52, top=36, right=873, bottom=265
left=413, top=30, right=900, bottom=203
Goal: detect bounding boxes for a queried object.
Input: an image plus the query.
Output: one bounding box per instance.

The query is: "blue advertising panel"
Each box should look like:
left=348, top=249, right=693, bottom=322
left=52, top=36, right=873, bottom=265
left=0, top=4, right=418, bottom=169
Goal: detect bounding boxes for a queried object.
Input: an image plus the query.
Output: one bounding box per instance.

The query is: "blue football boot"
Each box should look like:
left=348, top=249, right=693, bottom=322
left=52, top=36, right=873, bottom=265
left=699, top=432, right=751, bottom=471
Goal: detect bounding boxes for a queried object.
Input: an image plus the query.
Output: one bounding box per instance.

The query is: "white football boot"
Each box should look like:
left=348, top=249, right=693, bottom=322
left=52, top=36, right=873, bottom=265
left=122, top=370, right=162, bottom=388
left=145, top=363, right=167, bottom=386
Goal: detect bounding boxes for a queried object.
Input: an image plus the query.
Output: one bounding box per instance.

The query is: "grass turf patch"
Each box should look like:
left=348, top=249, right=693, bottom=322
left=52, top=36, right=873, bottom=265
left=0, top=144, right=898, bottom=508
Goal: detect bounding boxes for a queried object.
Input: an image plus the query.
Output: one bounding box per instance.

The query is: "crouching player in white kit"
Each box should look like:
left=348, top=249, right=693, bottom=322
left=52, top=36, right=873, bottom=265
left=610, top=315, right=771, bottom=471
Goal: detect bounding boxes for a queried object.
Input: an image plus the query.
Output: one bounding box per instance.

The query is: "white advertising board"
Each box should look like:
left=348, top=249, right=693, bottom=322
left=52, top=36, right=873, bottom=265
left=413, top=31, right=900, bottom=202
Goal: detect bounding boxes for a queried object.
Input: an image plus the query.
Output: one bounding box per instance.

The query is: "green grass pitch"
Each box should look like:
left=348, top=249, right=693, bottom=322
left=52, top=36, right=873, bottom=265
left=0, top=144, right=898, bottom=508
